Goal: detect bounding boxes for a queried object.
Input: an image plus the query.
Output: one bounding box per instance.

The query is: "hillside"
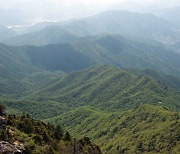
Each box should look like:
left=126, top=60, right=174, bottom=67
left=0, top=105, right=102, bottom=154
left=0, top=43, right=36, bottom=79
left=0, top=42, right=89, bottom=96
left=1, top=34, right=180, bottom=79
left=45, top=105, right=180, bottom=153
left=125, top=68, right=180, bottom=90
left=0, top=38, right=180, bottom=101
left=0, top=43, right=38, bottom=96
left=0, top=64, right=179, bottom=117
left=2, top=10, right=179, bottom=46
left=1, top=64, right=179, bottom=153
left=23, top=34, right=180, bottom=77
left=22, top=65, right=180, bottom=112
left=0, top=61, right=180, bottom=153
left=73, top=35, right=180, bottom=77
left=22, top=43, right=91, bottom=72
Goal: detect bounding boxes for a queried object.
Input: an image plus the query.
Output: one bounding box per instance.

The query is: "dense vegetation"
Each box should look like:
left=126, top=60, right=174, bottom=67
left=1, top=34, right=180, bottom=79
left=1, top=65, right=180, bottom=153
left=125, top=68, right=180, bottom=90
left=0, top=105, right=102, bottom=154
left=46, top=105, right=180, bottom=153
left=23, top=65, right=180, bottom=111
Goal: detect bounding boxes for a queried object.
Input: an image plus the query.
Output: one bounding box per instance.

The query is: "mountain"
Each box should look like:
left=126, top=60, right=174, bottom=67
left=0, top=43, right=37, bottom=95
left=2, top=10, right=179, bottom=46
left=17, top=34, right=180, bottom=77
left=0, top=25, right=17, bottom=41
left=0, top=43, right=35, bottom=79
left=1, top=65, right=179, bottom=117
left=126, top=68, right=180, bottom=90
left=74, top=35, right=180, bottom=77
left=1, top=34, right=180, bottom=80
left=17, top=22, right=59, bottom=34
left=0, top=64, right=180, bottom=153
left=20, top=20, right=74, bottom=34
left=1, top=65, right=179, bottom=153
left=2, top=26, right=80, bottom=46
left=22, top=65, right=180, bottom=111
left=0, top=42, right=90, bottom=96
left=22, top=43, right=91, bottom=72
left=67, top=10, right=177, bottom=38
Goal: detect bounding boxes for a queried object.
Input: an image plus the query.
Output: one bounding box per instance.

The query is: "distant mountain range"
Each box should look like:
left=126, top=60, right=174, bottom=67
left=1, top=10, right=179, bottom=46
left=1, top=34, right=180, bottom=79
left=3, top=26, right=80, bottom=46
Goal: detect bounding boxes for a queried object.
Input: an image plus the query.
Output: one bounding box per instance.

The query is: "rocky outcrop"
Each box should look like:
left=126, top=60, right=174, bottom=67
left=0, top=141, right=25, bottom=154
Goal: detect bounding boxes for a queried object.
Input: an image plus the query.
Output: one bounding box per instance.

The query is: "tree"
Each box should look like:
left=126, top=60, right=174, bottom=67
left=54, top=125, right=63, bottom=140
left=43, top=131, right=50, bottom=142
left=83, top=136, right=91, bottom=144
left=33, top=135, right=43, bottom=144
left=0, top=104, right=5, bottom=116
left=63, top=131, right=71, bottom=141
left=137, top=142, right=144, bottom=152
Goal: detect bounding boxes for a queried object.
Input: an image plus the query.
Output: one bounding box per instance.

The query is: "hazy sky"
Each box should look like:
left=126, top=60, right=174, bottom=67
left=0, top=0, right=180, bottom=26
left=0, top=0, right=179, bottom=7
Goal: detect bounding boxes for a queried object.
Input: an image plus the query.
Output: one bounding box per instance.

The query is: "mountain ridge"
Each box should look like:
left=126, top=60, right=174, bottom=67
left=2, top=10, right=179, bottom=46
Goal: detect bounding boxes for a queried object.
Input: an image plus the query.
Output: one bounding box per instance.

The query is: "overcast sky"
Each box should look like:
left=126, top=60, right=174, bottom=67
left=0, top=0, right=179, bottom=7
left=0, top=0, right=180, bottom=26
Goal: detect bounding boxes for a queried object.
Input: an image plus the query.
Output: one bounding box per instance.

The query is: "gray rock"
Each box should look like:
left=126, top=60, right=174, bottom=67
left=0, top=141, right=25, bottom=154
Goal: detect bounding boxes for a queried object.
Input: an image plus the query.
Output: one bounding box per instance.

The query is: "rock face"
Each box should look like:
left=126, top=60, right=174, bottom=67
left=0, top=141, right=25, bottom=154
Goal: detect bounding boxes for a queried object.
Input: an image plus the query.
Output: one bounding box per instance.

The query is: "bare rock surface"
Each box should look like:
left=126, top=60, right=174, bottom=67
left=0, top=141, right=24, bottom=154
